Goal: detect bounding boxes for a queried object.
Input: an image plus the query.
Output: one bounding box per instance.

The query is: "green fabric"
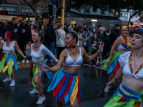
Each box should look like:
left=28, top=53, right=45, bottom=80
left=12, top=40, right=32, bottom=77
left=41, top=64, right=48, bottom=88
left=0, top=54, right=7, bottom=73
left=104, top=93, right=136, bottom=107
left=8, top=59, right=13, bottom=77
left=53, top=70, right=60, bottom=80
left=32, top=64, right=39, bottom=88
left=102, top=51, right=122, bottom=69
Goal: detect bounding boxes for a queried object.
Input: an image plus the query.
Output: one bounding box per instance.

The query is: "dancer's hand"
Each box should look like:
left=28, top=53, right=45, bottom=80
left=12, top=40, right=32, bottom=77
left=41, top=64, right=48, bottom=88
left=23, top=56, right=27, bottom=59
left=99, top=43, right=104, bottom=52
left=107, top=59, right=111, bottom=66
left=106, top=81, right=115, bottom=86
left=39, top=64, right=50, bottom=72
left=26, top=42, right=31, bottom=50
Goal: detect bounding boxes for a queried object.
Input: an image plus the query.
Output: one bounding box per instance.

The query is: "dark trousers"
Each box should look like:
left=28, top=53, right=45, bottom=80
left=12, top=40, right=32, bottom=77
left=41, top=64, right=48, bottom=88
left=84, top=46, right=88, bottom=53
left=19, top=40, right=28, bottom=59
left=91, top=50, right=97, bottom=64
left=57, top=47, right=65, bottom=59
left=0, top=49, right=2, bottom=57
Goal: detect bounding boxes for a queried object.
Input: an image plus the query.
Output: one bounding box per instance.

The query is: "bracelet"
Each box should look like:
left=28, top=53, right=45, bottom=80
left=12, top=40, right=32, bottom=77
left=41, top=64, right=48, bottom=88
left=98, top=50, right=102, bottom=53
left=51, top=67, right=54, bottom=72
left=114, top=77, right=118, bottom=81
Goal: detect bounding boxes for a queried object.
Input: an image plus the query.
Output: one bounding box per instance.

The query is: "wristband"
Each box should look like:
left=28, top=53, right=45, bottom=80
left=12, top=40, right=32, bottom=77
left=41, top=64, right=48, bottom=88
left=98, top=50, right=102, bottom=53
left=51, top=67, right=54, bottom=72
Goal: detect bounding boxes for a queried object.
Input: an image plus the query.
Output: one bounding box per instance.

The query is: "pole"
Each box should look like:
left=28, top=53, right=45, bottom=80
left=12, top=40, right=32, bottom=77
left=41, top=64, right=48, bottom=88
left=61, top=0, right=65, bottom=28
left=54, top=4, right=56, bottom=25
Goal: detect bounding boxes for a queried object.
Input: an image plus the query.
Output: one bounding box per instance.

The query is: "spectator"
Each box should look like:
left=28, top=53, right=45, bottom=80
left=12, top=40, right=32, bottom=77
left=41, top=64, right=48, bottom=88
left=77, top=26, right=84, bottom=47
left=68, top=24, right=72, bottom=32
left=83, top=23, right=87, bottom=29
left=19, top=18, right=31, bottom=64
left=39, top=16, right=43, bottom=30
left=6, top=17, right=20, bottom=43
left=45, top=17, right=56, bottom=65
left=55, top=24, right=66, bottom=59
left=30, top=24, right=37, bottom=42
left=40, top=25, right=45, bottom=44
left=98, top=27, right=104, bottom=40
left=109, top=24, right=121, bottom=46
left=0, top=20, right=6, bottom=39
left=86, top=25, right=94, bottom=56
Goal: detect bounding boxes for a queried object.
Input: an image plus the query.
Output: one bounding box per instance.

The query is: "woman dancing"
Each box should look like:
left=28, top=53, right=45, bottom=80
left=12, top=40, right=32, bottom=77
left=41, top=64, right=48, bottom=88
left=0, top=31, right=27, bottom=86
left=26, top=32, right=58, bottom=104
left=103, top=26, right=132, bottom=93
left=40, top=32, right=104, bottom=107
left=104, top=29, right=143, bottom=107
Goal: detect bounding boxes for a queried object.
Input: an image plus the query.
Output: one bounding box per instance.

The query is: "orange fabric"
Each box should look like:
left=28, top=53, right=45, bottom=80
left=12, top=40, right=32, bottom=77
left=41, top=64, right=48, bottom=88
left=133, top=101, right=142, bottom=107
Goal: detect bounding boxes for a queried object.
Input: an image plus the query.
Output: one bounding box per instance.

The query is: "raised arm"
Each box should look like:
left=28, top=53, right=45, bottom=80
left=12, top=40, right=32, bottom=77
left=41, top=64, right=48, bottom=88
left=107, top=37, right=121, bottom=66
left=41, top=50, right=66, bottom=72
left=78, top=32, right=93, bottom=42
left=43, top=45, right=58, bottom=63
left=83, top=43, right=104, bottom=62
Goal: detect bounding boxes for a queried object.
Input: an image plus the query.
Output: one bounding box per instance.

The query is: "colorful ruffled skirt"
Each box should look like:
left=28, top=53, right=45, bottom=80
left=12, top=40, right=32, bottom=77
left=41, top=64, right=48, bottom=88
left=0, top=52, right=18, bottom=76
left=102, top=51, right=122, bottom=75
left=30, top=61, right=53, bottom=88
left=47, top=69, right=83, bottom=105
left=104, top=83, right=143, bottom=107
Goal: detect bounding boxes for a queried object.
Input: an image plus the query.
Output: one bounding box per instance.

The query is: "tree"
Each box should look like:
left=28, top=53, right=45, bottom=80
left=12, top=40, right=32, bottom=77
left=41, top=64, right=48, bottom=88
left=19, top=0, right=49, bottom=28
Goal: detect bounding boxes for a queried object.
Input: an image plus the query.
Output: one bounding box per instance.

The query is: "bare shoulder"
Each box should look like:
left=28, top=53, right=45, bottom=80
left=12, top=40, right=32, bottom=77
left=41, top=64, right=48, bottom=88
left=81, top=47, right=86, bottom=55
left=61, top=49, right=68, bottom=57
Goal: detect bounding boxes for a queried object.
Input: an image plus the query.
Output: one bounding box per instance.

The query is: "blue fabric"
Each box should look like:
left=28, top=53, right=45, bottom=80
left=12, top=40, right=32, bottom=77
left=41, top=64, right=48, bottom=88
left=107, top=55, right=120, bottom=74
left=56, top=76, right=70, bottom=101
left=47, top=42, right=55, bottom=64
left=47, top=69, right=65, bottom=92
left=4, top=53, right=18, bottom=71
left=64, top=76, right=76, bottom=104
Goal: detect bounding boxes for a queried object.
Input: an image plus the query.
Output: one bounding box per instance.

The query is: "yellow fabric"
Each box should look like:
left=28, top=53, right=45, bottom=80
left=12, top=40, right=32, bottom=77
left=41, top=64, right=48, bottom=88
left=122, top=26, right=128, bottom=30
left=133, top=100, right=142, bottom=107
left=70, top=76, right=78, bottom=105
left=2, top=59, right=11, bottom=73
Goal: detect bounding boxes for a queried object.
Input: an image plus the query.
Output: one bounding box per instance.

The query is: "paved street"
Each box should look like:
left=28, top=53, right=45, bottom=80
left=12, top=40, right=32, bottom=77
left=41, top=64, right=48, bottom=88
left=0, top=63, right=118, bottom=107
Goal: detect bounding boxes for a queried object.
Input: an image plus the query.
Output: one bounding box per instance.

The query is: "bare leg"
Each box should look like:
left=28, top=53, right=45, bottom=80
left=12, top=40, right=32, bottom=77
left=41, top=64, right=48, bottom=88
left=33, top=70, right=44, bottom=97
left=11, top=70, right=15, bottom=80
left=71, top=97, right=79, bottom=107
left=56, top=100, right=63, bottom=107
left=109, top=72, right=114, bottom=82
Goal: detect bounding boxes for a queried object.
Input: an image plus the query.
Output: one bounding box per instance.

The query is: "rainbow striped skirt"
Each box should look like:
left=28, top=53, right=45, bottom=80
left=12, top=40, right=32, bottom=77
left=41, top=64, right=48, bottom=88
left=0, top=52, right=17, bottom=76
left=47, top=69, right=83, bottom=105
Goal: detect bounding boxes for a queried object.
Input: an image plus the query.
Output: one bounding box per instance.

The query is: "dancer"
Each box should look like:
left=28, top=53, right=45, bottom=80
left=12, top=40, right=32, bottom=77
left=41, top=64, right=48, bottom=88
left=103, top=26, right=132, bottom=93
left=26, top=32, right=58, bottom=104
left=0, top=31, right=27, bottom=86
left=40, top=32, right=104, bottom=107
left=104, top=29, right=143, bottom=107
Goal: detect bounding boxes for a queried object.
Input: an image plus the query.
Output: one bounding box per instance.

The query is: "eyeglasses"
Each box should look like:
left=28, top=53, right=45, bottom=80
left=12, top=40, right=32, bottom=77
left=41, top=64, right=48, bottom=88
left=122, top=30, right=128, bottom=32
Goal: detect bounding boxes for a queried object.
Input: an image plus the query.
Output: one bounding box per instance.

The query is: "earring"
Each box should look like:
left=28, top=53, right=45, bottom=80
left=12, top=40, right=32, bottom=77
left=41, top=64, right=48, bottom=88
left=72, top=43, right=76, bottom=48
left=38, top=40, right=41, bottom=44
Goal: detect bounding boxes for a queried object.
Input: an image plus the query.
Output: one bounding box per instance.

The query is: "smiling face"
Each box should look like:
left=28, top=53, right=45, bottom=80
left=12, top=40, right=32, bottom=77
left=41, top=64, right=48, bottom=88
left=65, top=33, right=76, bottom=47
left=32, top=33, right=41, bottom=43
left=131, top=33, right=143, bottom=49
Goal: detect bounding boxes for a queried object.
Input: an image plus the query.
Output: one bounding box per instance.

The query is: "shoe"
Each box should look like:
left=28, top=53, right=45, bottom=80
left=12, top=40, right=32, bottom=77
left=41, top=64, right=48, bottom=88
left=3, top=77, right=11, bottom=82
left=22, top=59, right=25, bottom=63
left=104, top=85, right=111, bottom=93
left=9, top=80, right=15, bottom=86
left=36, top=96, right=46, bottom=104
left=29, top=88, right=39, bottom=94
left=26, top=59, right=29, bottom=64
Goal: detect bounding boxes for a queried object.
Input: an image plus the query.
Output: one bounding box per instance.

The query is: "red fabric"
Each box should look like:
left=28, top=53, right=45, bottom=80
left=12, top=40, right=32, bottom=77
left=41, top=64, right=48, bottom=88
left=77, top=76, right=81, bottom=104
left=59, top=76, right=73, bottom=102
left=52, top=75, right=67, bottom=97
left=113, top=62, right=120, bottom=76
left=0, top=53, right=4, bottom=61
left=118, top=97, right=126, bottom=102
left=30, top=63, right=33, bottom=78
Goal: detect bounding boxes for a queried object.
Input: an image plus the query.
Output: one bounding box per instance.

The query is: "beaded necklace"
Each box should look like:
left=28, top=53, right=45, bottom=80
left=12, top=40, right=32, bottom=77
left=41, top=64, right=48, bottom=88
left=129, top=52, right=143, bottom=74
left=34, top=43, right=41, bottom=48
left=121, top=36, right=131, bottom=49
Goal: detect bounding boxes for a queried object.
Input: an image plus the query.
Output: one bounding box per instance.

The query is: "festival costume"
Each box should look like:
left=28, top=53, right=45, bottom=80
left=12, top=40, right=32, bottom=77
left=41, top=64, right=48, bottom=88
left=104, top=51, right=143, bottom=107
left=47, top=48, right=84, bottom=105
left=102, top=36, right=131, bottom=76
left=0, top=40, right=18, bottom=76
left=26, top=43, right=58, bottom=87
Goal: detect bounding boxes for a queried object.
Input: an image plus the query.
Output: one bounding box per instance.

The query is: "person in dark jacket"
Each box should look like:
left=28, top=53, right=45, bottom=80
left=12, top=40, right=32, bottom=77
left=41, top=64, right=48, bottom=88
left=45, top=17, right=56, bottom=65
left=19, top=18, right=31, bottom=64
left=6, top=17, right=20, bottom=42
left=109, top=24, right=121, bottom=46
left=0, top=20, right=6, bottom=57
